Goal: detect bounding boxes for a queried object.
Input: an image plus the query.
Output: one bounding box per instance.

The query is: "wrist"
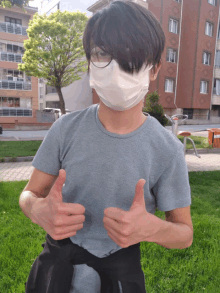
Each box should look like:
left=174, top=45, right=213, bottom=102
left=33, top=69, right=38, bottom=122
left=30, top=196, right=45, bottom=225
left=19, top=191, right=44, bottom=224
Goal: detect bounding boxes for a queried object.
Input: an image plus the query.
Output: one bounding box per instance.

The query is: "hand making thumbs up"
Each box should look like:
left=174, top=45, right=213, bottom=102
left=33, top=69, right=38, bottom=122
left=31, top=169, right=86, bottom=240
left=103, top=179, right=159, bottom=248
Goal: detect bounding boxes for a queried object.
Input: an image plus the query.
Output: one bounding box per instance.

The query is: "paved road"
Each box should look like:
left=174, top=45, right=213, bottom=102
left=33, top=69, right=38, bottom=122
left=0, top=123, right=220, bottom=141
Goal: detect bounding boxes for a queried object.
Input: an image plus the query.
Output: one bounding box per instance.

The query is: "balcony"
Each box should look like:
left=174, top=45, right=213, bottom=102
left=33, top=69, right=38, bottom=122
left=0, top=107, right=32, bottom=117
left=0, top=52, right=23, bottom=63
left=46, top=85, right=57, bottom=94
left=212, top=95, right=220, bottom=105
left=0, top=22, right=27, bottom=36
left=214, top=66, right=220, bottom=78
left=0, top=79, right=31, bottom=90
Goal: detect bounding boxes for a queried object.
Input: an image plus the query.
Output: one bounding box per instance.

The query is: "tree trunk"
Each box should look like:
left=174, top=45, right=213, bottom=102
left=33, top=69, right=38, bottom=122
left=56, top=87, right=66, bottom=115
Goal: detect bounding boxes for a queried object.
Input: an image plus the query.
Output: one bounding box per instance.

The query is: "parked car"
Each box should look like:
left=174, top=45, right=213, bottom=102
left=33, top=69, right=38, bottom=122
left=43, top=108, right=71, bottom=119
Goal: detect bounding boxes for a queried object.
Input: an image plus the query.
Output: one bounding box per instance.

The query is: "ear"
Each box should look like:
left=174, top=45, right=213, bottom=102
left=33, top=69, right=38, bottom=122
left=149, top=61, right=162, bottom=81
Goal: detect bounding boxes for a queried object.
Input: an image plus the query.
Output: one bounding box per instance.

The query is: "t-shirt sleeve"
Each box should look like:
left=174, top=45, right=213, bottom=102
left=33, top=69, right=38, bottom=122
left=152, top=145, right=191, bottom=212
left=31, top=118, right=62, bottom=176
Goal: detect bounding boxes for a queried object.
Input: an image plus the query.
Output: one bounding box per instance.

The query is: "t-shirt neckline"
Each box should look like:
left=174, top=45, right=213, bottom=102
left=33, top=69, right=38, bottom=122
left=95, top=104, right=151, bottom=138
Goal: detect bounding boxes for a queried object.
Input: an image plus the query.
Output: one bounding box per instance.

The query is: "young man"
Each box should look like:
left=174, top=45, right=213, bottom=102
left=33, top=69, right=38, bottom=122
left=20, top=1, right=193, bottom=292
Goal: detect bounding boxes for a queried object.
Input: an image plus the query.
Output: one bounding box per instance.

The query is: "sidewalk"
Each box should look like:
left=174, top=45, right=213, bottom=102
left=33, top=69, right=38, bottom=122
left=0, top=130, right=219, bottom=182
left=0, top=153, right=220, bottom=182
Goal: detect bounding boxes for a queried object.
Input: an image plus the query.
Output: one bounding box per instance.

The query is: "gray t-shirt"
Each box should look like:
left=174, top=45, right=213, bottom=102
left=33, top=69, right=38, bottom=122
left=32, top=103, right=191, bottom=293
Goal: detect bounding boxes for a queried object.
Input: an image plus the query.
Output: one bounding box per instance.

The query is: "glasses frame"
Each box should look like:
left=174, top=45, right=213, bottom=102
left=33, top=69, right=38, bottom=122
left=91, top=58, right=113, bottom=68
left=90, top=47, right=113, bottom=68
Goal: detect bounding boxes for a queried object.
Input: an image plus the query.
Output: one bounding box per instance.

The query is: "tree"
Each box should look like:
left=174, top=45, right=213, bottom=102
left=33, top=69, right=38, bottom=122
left=143, top=91, right=169, bottom=127
left=17, top=10, right=89, bottom=115
left=0, top=0, right=30, bottom=12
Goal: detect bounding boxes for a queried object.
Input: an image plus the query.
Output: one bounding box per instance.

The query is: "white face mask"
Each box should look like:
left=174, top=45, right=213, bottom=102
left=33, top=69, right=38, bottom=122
left=89, top=59, right=153, bottom=111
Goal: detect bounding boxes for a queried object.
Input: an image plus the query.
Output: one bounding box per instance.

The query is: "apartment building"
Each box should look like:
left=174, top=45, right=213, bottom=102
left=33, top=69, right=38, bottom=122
left=88, top=0, right=220, bottom=123
left=2, top=0, right=220, bottom=130
left=0, top=4, right=42, bottom=129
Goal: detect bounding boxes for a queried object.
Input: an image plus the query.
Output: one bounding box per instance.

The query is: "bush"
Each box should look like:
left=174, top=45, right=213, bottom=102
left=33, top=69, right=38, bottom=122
left=143, top=91, right=169, bottom=127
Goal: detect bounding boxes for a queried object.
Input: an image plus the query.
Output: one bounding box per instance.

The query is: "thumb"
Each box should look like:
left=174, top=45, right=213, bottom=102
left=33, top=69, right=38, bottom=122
left=130, top=179, right=146, bottom=211
left=49, top=169, right=66, bottom=202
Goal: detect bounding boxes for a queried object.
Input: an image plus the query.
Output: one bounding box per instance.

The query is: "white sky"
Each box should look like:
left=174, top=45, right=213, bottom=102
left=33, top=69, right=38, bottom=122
left=29, top=0, right=41, bottom=11
left=28, top=0, right=93, bottom=17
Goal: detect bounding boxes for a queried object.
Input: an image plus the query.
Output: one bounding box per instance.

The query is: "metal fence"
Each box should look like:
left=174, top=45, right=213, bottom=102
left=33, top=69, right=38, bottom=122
left=0, top=52, right=23, bottom=63
left=0, top=107, right=32, bottom=117
left=0, top=22, right=27, bottom=36
left=36, top=110, right=56, bottom=123
left=0, top=80, right=31, bottom=90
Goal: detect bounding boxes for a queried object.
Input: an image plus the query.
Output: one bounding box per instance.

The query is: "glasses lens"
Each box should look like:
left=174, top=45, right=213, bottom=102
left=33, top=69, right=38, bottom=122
left=91, top=47, right=112, bottom=68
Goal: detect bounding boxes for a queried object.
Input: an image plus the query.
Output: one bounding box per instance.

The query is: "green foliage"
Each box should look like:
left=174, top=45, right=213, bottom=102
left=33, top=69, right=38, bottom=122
left=143, top=91, right=169, bottom=127
left=17, top=10, right=89, bottom=114
left=0, top=0, right=29, bottom=12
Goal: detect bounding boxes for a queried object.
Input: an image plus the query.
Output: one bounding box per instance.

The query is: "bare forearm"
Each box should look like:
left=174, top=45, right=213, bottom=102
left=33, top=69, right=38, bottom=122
left=145, top=214, right=193, bottom=249
left=19, top=191, right=43, bottom=223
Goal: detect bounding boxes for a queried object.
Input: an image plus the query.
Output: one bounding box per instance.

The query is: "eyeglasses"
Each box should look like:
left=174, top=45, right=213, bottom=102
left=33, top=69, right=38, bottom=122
left=90, top=47, right=148, bottom=70
left=90, top=47, right=113, bottom=68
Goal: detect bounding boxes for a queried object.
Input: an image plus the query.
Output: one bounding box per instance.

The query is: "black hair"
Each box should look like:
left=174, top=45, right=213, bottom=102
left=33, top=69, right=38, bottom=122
left=83, top=0, right=165, bottom=76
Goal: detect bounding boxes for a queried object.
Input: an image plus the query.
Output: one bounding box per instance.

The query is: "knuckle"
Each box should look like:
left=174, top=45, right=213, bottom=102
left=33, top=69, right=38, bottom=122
left=120, top=238, right=128, bottom=247
left=53, top=218, right=61, bottom=226
left=120, top=215, right=129, bottom=224
left=56, top=220, right=62, bottom=226
left=120, top=236, right=128, bottom=243
left=54, top=227, right=60, bottom=235
left=122, top=229, right=130, bottom=236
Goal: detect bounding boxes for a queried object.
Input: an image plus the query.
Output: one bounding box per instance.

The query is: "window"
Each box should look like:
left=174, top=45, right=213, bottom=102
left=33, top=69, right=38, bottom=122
left=174, top=0, right=180, bottom=2
left=205, top=22, right=213, bottom=37
left=165, top=79, right=174, bottom=92
left=0, top=97, right=20, bottom=107
left=167, top=48, right=177, bottom=63
left=200, top=81, right=208, bottom=94
left=40, top=87, right=44, bottom=99
left=208, top=0, right=217, bottom=6
left=218, top=22, right=220, bottom=39
left=0, top=97, right=32, bottom=116
left=183, top=109, right=193, bottom=120
left=46, top=84, right=57, bottom=94
left=0, top=68, right=31, bottom=90
left=0, top=41, right=24, bottom=62
left=5, top=16, right=22, bottom=25
left=0, top=42, right=6, bottom=52
left=203, top=51, right=211, bottom=65
left=215, top=50, right=220, bottom=68
left=169, top=18, right=178, bottom=34
left=0, top=69, right=24, bottom=81
left=213, top=79, right=220, bottom=95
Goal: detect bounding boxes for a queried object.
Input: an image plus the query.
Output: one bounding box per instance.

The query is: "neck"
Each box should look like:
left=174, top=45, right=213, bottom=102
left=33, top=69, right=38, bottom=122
left=97, top=100, right=147, bottom=134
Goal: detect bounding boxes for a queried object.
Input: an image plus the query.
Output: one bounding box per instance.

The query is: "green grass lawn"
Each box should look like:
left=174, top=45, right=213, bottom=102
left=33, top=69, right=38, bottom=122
left=0, top=171, right=219, bottom=292
left=0, top=135, right=213, bottom=161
